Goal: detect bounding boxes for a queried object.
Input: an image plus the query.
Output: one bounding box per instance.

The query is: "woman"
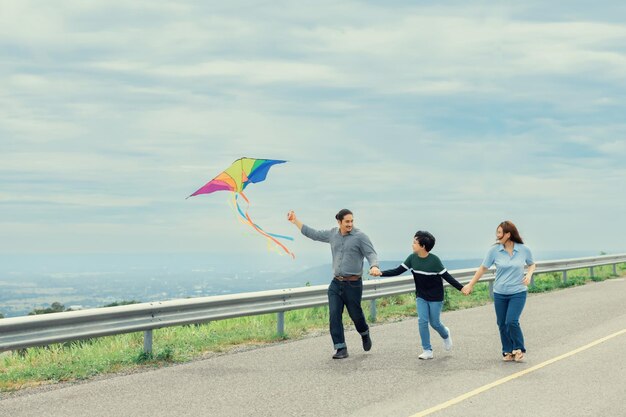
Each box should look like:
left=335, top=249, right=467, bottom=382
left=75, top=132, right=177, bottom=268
left=462, top=221, right=536, bottom=362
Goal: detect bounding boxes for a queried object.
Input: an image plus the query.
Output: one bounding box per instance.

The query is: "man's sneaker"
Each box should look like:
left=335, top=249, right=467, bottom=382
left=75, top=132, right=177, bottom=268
left=512, top=349, right=525, bottom=362
left=443, top=327, right=453, bottom=351
left=362, top=334, right=372, bottom=351
left=502, top=353, right=514, bottom=362
left=332, top=348, right=349, bottom=359
left=418, top=350, right=433, bottom=360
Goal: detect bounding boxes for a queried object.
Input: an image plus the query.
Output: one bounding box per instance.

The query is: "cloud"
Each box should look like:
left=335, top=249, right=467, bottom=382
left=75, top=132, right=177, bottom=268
left=1, top=1, right=625, bottom=257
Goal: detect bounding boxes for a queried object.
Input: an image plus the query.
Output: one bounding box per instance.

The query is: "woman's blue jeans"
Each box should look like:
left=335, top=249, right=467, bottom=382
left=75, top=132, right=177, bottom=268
left=328, top=279, right=369, bottom=349
left=416, top=297, right=449, bottom=351
left=493, top=291, right=527, bottom=354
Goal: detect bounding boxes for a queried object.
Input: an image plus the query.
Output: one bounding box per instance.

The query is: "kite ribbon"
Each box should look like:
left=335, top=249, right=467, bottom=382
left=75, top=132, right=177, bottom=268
left=234, top=192, right=295, bottom=258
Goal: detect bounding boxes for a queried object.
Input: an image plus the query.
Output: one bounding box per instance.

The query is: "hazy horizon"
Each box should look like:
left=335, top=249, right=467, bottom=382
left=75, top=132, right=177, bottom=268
left=0, top=248, right=613, bottom=274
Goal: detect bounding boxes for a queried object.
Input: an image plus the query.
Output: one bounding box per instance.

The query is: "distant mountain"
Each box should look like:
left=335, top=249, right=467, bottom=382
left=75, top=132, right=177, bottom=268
left=0, top=252, right=603, bottom=318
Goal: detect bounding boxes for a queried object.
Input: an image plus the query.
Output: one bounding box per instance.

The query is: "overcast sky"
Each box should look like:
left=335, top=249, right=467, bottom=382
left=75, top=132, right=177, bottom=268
left=2, top=1, right=625, bottom=267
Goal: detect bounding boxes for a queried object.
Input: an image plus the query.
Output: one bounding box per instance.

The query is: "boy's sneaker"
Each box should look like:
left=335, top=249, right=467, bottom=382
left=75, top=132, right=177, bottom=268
left=443, top=327, right=453, bottom=351
left=418, top=350, right=433, bottom=360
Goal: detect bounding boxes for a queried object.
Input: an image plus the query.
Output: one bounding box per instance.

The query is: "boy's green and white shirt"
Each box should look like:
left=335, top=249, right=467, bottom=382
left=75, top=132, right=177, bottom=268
left=403, top=253, right=446, bottom=276
left=382, top=253, right=464, bottom=301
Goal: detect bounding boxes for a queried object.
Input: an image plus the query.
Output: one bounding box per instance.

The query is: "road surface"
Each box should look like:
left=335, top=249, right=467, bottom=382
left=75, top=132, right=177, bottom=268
left=1, top=278, right=624, bottom=417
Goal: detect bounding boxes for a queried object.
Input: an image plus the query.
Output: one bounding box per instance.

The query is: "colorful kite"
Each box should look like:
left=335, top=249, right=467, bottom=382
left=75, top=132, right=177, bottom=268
left=187, top=157, right=295, bottom=258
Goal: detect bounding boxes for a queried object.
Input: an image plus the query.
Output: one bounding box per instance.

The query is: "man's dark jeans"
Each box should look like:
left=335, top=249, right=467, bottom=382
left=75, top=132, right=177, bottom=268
left=328, top=278, right=369, bottom=349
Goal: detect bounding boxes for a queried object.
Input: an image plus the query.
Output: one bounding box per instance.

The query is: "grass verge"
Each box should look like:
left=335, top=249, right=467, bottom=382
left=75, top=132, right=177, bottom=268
left=1, top=263, right=624, bottom=393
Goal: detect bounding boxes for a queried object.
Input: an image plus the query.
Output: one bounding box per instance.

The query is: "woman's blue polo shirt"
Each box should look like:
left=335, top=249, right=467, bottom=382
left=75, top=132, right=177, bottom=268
left=482, top=243, right=534, bottom=295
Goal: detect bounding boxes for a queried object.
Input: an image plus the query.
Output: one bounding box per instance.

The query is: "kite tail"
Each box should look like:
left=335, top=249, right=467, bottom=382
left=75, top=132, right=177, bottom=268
left=234, top=192, right=295, bottom=259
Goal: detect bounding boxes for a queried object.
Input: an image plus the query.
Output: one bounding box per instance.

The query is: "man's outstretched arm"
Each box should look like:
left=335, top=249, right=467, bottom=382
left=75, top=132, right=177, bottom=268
left=287, top=210, right=331, bottom=242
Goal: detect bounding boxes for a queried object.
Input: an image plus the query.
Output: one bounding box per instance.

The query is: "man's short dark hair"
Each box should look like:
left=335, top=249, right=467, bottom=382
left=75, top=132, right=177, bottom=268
left=415, top=231, right=436, bottom=252
left=335, top=209, right=353, bottom=221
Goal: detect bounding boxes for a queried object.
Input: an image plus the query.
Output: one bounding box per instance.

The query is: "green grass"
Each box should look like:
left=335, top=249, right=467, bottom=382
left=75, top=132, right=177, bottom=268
left=1, top=263, right=624, bottom=393
left=528, top=264, right=621, bottom=293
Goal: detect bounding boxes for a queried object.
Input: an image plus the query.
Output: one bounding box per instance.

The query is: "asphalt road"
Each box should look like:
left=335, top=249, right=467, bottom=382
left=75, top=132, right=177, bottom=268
left=1, top=278, right=624, bottom=417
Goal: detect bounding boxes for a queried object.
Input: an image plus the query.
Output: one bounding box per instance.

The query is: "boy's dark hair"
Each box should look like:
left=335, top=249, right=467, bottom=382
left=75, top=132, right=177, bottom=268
left=415, top=231, right=436, bottom=252
left=335, top=209, right=353, bottom=221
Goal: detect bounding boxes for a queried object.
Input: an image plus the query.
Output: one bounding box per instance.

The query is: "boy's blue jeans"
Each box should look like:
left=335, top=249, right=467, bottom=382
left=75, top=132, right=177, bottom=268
left=493, top=291, right=527, bottom=354
left=416, top=297, right=449, bottom=351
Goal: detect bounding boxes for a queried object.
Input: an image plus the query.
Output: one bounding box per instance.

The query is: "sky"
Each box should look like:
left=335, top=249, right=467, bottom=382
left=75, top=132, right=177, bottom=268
left=1, top=0, right=625, bottom=269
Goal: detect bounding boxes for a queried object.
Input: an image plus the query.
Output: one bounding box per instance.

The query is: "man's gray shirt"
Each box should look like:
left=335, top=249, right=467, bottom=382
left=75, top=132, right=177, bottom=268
left=301, top=225, right=379, bottom=277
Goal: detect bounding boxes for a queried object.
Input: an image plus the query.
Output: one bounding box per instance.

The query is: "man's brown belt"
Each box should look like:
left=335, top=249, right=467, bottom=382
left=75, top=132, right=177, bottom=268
left=334, top=275, right=362, bottom=282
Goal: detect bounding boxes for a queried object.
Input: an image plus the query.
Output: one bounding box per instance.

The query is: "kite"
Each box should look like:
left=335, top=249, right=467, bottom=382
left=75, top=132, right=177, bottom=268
left=187, top=157, right=295, bottom=258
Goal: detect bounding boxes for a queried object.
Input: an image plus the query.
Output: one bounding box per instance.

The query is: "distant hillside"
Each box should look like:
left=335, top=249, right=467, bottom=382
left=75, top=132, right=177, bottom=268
left=0, top=257, right=480, bottom=317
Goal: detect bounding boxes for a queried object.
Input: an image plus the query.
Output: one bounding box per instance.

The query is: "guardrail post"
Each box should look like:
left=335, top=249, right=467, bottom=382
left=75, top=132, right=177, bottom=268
left=488, top=281, right=494, bottom=299
left=143, top=330, right=153, bottom=355
left=562, top=270, right=568, bottom=283
left=277, top=311, right=285, bottom=336
left=589, top=267, right=594, bottom=278
left=369, top=299, right=377, bottom=322
left=613, top=263, right=617, bottom=276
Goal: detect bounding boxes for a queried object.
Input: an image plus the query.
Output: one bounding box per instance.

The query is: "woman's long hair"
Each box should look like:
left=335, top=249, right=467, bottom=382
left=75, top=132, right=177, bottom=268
left=499, top=220, right=524, bottom=244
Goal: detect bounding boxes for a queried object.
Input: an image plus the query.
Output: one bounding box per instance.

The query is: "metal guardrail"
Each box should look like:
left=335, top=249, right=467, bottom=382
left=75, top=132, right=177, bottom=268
left=1, top=254, right=624, bottom=354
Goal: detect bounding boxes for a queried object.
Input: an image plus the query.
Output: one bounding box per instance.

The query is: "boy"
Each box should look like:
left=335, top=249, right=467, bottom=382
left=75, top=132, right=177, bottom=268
left=372, top=231, right=464, bottom=359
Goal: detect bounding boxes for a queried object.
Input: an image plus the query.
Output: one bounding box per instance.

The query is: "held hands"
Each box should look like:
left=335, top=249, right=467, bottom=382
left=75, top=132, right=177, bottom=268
left=369, top=266, right=382, bottom=277
left=461, top=284, right=473, bottom=296
left=522, top=273, right=532, bottom=286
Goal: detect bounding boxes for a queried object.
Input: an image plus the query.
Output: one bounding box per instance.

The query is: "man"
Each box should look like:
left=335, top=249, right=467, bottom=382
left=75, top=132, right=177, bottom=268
left=287, top=208, right=381, bottom=359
